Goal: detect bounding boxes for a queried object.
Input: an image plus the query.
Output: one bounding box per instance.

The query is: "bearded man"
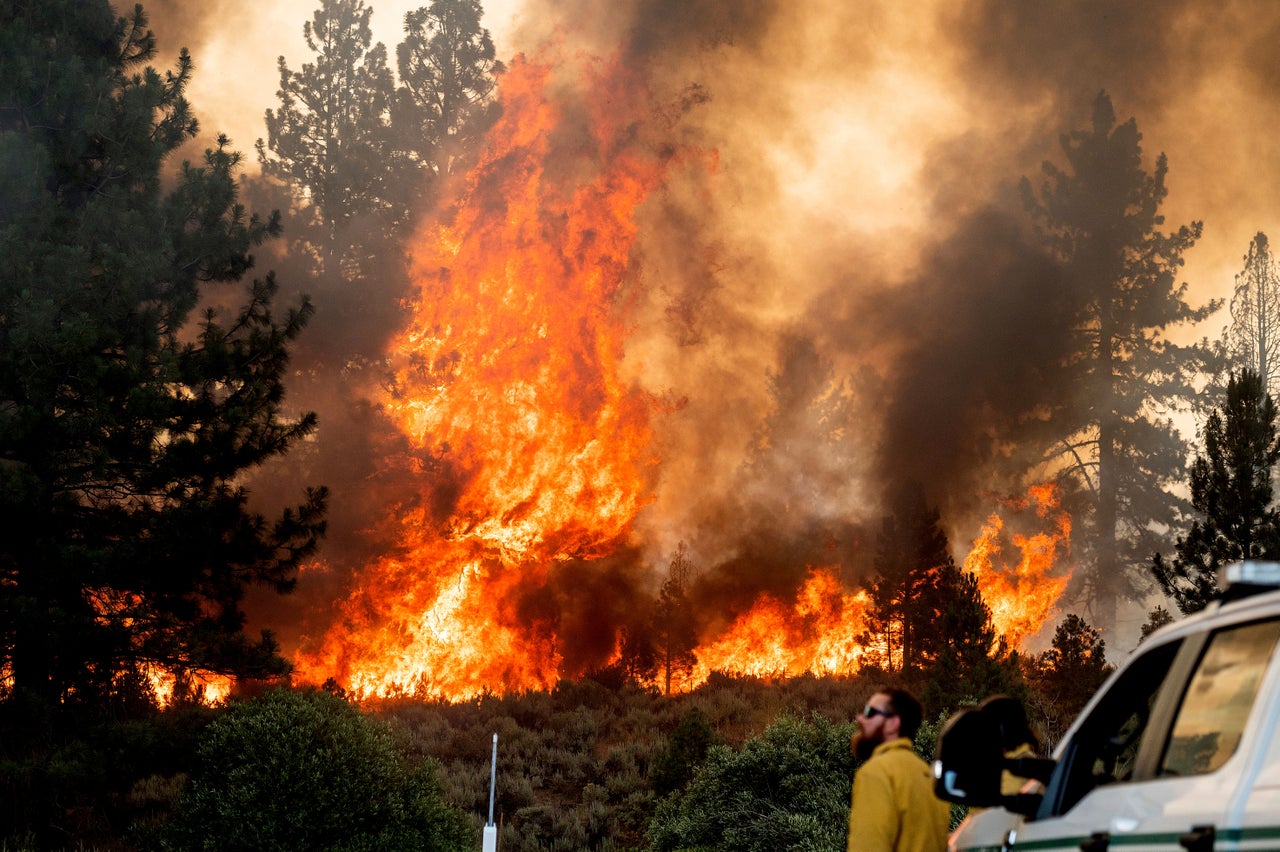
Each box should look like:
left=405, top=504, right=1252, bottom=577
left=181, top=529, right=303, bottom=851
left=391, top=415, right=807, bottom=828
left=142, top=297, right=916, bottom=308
left=847, top=688, right=950, bottom=852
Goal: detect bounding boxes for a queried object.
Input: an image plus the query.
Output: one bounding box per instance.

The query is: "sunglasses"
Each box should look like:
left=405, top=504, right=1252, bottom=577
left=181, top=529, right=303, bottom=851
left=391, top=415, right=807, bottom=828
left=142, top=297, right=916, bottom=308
left=862, top=704, right=895, bottom=719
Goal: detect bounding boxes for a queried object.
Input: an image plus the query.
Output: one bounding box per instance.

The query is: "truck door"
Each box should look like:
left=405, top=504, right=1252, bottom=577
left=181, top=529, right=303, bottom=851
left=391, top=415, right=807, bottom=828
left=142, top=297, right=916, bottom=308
left=1227, top=620, right=1280, bottom=852
left=1013, top=617, right=1280, bottom=852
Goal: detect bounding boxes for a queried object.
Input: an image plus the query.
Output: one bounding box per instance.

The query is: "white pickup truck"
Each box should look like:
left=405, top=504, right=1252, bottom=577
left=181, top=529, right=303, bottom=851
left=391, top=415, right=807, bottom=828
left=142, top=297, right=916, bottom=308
left=935, top=561, right=1280, bottom=852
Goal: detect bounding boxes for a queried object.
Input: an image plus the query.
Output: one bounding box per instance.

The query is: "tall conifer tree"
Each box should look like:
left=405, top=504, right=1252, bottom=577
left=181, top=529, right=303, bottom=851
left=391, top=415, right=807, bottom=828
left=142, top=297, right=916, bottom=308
left=1153, top=369, right=1280, bottom=613
left=1227, top=234, right=1280, bottom=399
left=861, top=484, right=956, bottom=672
left=395, top=0, right=504, bottom=181
left=1022, top=92, right=1218, bottom=629
left=0, top=0, right=326, bottom=723
left=257, top=0, right=398, bottom=279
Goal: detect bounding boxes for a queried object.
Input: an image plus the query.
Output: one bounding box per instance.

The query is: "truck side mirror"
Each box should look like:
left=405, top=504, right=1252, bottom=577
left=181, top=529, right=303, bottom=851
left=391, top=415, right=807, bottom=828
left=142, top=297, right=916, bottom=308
left=933, top=706, right=1003, bottom=807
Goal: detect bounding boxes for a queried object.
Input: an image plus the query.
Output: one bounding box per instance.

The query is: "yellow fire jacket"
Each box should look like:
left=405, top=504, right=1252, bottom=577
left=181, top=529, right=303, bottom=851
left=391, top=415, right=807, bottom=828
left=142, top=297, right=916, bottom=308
left=847, top=737, right=950, bottom=852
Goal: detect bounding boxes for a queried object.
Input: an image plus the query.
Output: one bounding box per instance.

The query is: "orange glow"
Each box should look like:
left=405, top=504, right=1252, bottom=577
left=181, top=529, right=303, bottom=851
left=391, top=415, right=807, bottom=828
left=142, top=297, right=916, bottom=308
left=692, top=568, right=871, bottom=684
left=963, top=482, right=1072, bottom=647
left=292, top=50, right=674, bottom=700
left=146, top=667, right=234, bottom=707
left=86, top=587, right=234, bottom=706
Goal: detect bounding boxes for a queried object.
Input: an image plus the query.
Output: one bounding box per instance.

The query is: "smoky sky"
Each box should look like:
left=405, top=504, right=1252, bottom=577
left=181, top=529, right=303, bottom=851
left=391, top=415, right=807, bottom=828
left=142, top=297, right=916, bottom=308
left=132, top=0, right=1280, bottom=654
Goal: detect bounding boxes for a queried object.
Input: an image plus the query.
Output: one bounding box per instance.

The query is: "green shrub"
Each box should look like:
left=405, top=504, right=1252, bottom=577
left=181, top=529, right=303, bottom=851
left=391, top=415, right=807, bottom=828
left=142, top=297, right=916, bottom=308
left=647, top=713, right=857, bottom=852
left=164, top=688, right=473, bottom=851
left=651, top=706, right=716, bottom=797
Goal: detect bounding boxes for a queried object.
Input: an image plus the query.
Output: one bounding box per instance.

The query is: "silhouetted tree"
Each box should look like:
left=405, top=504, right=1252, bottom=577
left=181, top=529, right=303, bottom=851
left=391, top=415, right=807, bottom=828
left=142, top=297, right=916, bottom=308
left=394, top=0, right=504, bottom=182
left=617, top=619, right=659, bottom=685
left=257, top=0, right=400, bottom=278
left=861, top=484, right=956, bottom=672
left=1227, top=233, right=1280, bottom=400
left=0, top=0, right=326, bottom=839
left=1023, top=91, right=1219, bottom=630
left=923, top=570, right=1026, bottom=715
left=1026, top=613, right=1112, bottom=747
left=1139, top=605, right=1175, bottom=642
left=1152, top=369, right=1280, bottom=613
left=654, top=543, right=699, bottom=695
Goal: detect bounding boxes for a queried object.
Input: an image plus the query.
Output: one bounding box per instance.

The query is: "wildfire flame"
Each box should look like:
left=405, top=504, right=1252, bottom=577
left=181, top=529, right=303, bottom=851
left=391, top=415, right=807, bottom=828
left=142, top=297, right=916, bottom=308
left=963, top=482, right=1072, bottom=648
left=293, top=51, right=672, bottom=699
left=86, top=588, right=233, bottom=705
left=692, top=568, right=872, bottom=683
left=287, top=48, right=1075, bottom=702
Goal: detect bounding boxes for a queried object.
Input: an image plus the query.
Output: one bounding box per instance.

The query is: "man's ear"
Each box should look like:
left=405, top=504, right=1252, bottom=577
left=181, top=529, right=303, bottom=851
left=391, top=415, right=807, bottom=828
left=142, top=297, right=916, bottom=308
left=885, top=714, right=903, bottom=740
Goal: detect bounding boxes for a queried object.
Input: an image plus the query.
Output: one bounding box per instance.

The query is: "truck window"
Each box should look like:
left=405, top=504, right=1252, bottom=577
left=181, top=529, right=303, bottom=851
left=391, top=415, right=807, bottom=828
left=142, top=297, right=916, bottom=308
left=1159, top=618, right=1280, bottom=777
left=1047, top=638, right=1182, bottom=817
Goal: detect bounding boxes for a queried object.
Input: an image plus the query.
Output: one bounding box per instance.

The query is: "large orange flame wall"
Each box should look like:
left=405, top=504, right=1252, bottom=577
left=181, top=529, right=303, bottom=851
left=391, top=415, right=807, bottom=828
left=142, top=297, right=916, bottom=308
left=293, top=53, right=672, bottom=698
left=291, top=50, right=1073, bottom=702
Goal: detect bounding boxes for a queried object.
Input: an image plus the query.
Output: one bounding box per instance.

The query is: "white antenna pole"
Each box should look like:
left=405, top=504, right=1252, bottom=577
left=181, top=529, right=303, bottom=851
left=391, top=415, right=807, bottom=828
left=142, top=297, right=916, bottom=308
left=482, top=733, right=498, bottom=852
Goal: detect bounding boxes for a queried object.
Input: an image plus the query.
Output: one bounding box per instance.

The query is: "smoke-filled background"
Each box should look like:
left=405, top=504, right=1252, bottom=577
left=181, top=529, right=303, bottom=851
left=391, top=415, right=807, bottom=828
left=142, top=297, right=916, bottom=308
left=142, top=0, right=1280, bottom=671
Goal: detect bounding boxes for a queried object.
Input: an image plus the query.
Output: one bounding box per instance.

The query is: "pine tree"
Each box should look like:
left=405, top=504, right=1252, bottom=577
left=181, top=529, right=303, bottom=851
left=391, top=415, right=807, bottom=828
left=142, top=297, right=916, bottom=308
left=923, top=569, right=1026, bottom=715
left=654, top=543, right=699, bottom=695
left=1027, top=613, right=1112, bottom=746
left=1022, top=92, right=1219, bottom=629
left=394, top=0, right=504, bottom=181
left=1152, top=370, right=1280, bottom=613
left=1138, top=605, right=1175, bottom=641
left=0, top=0, right=325, bottom=724
left=1227, top=233, right=1280, bottom=400
left=257, top=0, right=399, bottom=279
left=861, top=484, right=956, bottom=672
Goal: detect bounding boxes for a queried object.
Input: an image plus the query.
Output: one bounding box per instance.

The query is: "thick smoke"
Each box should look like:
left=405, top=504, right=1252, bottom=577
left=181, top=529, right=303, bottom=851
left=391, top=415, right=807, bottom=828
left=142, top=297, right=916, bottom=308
left=140, top=0, right=1280, bottom=662
left=505, top=0, right=1280, bottom=643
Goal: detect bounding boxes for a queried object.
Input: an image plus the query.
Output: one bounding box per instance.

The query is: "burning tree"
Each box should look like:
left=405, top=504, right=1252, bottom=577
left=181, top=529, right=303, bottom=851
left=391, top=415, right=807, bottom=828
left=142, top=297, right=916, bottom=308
left=0, top=0, right=325, bottom=810
left=653, top=543, right=699, bottom=695
left=1021, top=91, right=1219, bottom=630
left=861, top=484, right=960, bottom=673
left=258, top=0, right=505, bottom=284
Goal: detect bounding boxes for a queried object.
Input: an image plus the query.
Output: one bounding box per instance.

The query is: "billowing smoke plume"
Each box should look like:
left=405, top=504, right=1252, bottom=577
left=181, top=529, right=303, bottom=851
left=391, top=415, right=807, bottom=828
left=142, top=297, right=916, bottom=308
left=142, top=0, right=1280, bottom=671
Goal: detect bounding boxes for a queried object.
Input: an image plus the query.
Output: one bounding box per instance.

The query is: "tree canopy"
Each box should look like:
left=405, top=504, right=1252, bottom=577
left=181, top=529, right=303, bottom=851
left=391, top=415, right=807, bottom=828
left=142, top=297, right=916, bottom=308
left=861, top=483, right=961, bottom=672
left=395, top=0, right=504, bottom=180
left=1027, top=613, right=1113, bottom=747
left=257, top=0, right=506, bottom=284
left=1153, top=369, right=1280, bottom=613
left=257, top=0, right=400, bottom=279
left=0, top=0, right=325, bottom=728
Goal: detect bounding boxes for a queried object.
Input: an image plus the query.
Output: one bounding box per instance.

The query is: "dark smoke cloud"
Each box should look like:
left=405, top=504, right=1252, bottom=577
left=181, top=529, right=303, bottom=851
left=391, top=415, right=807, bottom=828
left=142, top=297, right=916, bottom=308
left=521, top=0, right=1280, bottom=637
left=517, top=545, right=653, bottom=677
left=944, top=0, right=1193, bottom=114
left=835, top=204, right=1072, bottom=522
